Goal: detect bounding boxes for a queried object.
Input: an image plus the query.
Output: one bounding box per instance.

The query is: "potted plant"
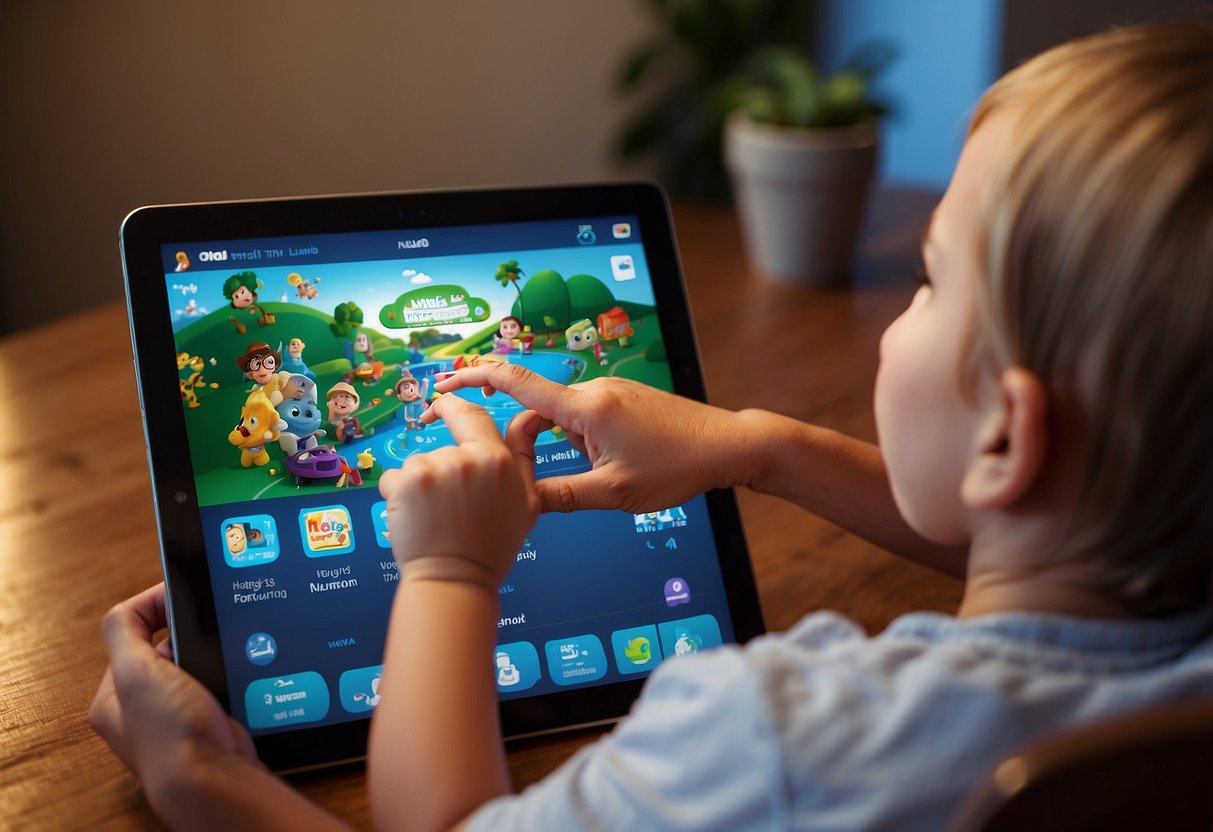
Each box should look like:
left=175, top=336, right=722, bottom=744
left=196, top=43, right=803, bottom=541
left=723, top=45, right=893, bottom=285
left=613, top=0, right=819, bottom=201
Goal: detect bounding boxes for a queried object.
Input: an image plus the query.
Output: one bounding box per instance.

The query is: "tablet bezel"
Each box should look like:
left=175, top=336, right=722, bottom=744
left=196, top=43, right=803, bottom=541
left=120, top=182, right=765, bottom=772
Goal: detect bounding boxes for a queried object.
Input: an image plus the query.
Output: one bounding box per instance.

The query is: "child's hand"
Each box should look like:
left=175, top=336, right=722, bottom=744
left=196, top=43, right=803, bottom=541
left=380, top=392, right=541, bottom=586
left=89, top=583, right=262, bottom=809
left=92, top=585, right=352, bottom=830
left=428, top=364, right=750, bottom=514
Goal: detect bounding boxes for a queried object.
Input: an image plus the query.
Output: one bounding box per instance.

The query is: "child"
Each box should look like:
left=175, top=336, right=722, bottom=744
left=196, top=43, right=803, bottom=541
left=91, top=24, right=1213, bottom=832
left=394, top=370, right=430, bottom=431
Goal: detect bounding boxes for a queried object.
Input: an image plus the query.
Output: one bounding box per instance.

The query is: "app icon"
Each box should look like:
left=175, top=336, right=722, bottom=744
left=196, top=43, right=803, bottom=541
left=298, top=505, right=355, bottom=557
left=220, top=514, right=280, bottom=568
left=612, top=223, right=632, bottom=239
left=244, top=671, right=330, bottom=729
left=664, top=577, right=691, bottom=607
left=493, top=641, right=541, bottom=692
left=610, top=254, right=635, bottom=282
left=610, top=624, right=664, bottom=675
left=339, top=665, right=383, bottom=713
left=658, top=614, right=723, bottom=659
left=245, top=632, right=277, bottom=666
left=544, top=634, right=608, bottom=686
left=634, top=506, right=688, bottom=533
left=371, top=500, right=392, bottom=549
left=576, top=224, right=597, bottom=245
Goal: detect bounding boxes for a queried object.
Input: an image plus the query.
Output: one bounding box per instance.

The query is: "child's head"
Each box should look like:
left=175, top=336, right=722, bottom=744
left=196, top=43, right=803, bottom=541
left=879, top=24, right=1213, bottom=614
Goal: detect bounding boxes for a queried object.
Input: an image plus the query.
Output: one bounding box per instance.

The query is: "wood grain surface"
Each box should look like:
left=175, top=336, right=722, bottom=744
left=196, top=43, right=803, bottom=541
left=0, top=191, right=962, bottom=830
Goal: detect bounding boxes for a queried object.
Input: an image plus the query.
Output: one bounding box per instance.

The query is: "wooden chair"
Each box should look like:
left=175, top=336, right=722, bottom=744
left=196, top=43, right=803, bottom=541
left=948, top=697, right=1213, bottom=832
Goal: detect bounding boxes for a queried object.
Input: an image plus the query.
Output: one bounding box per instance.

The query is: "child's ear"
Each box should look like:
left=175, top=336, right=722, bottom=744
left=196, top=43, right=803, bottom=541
left=961, top=367, right=1049, bottom=510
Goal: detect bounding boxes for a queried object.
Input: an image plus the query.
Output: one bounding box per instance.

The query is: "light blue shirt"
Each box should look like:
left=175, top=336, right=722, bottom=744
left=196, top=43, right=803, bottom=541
left=468, top=607, right=1213, bottom=831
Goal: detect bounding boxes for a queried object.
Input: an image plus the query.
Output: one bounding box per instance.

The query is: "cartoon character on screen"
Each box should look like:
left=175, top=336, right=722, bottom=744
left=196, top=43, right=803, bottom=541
left=326, top=382, right=363, bottom=443
left=177, top=351, right=213, bottom=409
left=394, top=371, right=429, bottom=431
left=596, top=306, right=634, bottom=348
left=225, top=523, right=248, bottom=558
left=276, top=375, right=326, bottom=455
left=174, top=251, right=191, bottom=273
left=228, top=390, right=286, bottom=467
left=565, top=318, right=607, bottom=365
left=222, top=271, right=274, bottom=333
left=353, top=331, right=374, bottom=363
left=493, top=315, right=523, bottom=355
left=279, top=338, right=316, bottom=380
left=287, top=272, right=318, bottom=300
left=235, top=342, right=289, bottom=405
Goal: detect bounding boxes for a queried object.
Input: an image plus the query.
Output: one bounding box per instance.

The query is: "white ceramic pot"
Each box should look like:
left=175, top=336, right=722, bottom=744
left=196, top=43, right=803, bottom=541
left=724, top=112, right=878, bottom=285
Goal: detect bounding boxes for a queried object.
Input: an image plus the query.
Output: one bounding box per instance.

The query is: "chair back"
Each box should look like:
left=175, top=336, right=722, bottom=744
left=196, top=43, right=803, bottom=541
left=948, top=697, right=1213, bottom=832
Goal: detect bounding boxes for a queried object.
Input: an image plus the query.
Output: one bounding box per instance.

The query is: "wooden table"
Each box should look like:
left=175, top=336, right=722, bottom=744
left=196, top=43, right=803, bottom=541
left=0, top=190, right=962, bottom=830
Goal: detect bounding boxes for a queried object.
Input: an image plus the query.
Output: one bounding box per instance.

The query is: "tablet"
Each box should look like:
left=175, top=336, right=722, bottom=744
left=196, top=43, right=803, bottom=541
left=120, top=182, right=764, bottom=772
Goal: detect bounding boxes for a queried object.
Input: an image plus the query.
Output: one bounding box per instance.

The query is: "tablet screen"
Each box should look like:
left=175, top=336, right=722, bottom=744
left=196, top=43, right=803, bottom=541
left=123, top=185, right=762, bottom=771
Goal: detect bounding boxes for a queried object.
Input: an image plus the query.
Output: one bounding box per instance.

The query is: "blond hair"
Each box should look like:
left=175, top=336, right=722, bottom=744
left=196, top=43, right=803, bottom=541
left=968, top=24, right=1213, bottom=613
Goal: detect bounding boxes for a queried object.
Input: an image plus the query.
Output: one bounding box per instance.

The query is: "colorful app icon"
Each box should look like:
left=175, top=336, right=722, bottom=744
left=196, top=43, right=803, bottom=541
left=610, top=254, right=635, bottom=281
left=339, top=665, right=383, bottom=713
left=371, top=500, right=392, bottom=549
left=244, top=671, right=330, bottom=729
left=663, top=577, right=691, bottom=607
left=493, top=641, right=541, bottom=693
left=633, top=506, right=688, bottom=533
left=576, top=225, right=597, bottom=245
left=612, top=223, right=632, bottom=239
left=658, top=614, right=723, bottom=659
left=544, top=634, right=608, bottom=686
left=298, top=505, right=355, bottom=557
left=610, top=624, right=664, bottom=675
left=220, top=514, right=280, bottom=568
left=244, top=632, right=277, bottom=666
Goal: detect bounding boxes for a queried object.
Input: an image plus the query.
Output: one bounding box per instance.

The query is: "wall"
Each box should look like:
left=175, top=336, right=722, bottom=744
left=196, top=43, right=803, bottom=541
left=0, top=2, right=653, bottom=332
left=6, top=1, right=1206, bottom=332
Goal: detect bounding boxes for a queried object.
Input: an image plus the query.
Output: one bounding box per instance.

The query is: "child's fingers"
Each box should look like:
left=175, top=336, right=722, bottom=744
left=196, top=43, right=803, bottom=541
left=503, top=410, right=547, bottom=485
left=89, top=666, right=120, bottom=741
left=435, top=364, right=577, bottom=424
left=102, top=584, right=168, bottom=659
left=425, top=393, right=503, bottom=450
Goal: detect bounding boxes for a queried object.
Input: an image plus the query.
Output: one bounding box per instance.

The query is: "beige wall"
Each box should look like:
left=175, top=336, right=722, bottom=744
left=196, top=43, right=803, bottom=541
left=0, top=2, right=655, bottom=332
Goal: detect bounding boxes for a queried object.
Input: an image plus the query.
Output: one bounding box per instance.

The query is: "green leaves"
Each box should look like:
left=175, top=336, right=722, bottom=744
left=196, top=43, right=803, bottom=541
left=733, top=44, right=892, bottom=128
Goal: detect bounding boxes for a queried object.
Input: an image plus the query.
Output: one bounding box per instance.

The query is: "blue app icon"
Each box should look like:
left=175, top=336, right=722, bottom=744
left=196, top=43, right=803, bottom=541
left=657, top=614, right=723, bottom=659
left=544, top=634, right=608, bottom=686
left=220, top=514, right=280, bottom=568
left=610, top=624, right=664, bottom=675
left=244, top=632, right=277, bottom=666
left=244, top=671, right=330, bottom=729
left=339, top=665, right=383, bottom=713
left=493, top=641, right=541, bottom=693
left=371, top=500, right=392, bottom=549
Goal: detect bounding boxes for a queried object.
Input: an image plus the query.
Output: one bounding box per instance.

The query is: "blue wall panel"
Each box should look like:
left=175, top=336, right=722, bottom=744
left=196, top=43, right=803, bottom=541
left=817, top=0, right=1003, bottom=191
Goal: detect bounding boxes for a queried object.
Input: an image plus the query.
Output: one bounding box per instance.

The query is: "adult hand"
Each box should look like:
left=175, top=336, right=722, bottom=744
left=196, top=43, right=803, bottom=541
left=89, top=583, right=261, bottom=808
left=427, top=363, right=751, bottom=514
left=380, top=392, right=542, bottom=585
